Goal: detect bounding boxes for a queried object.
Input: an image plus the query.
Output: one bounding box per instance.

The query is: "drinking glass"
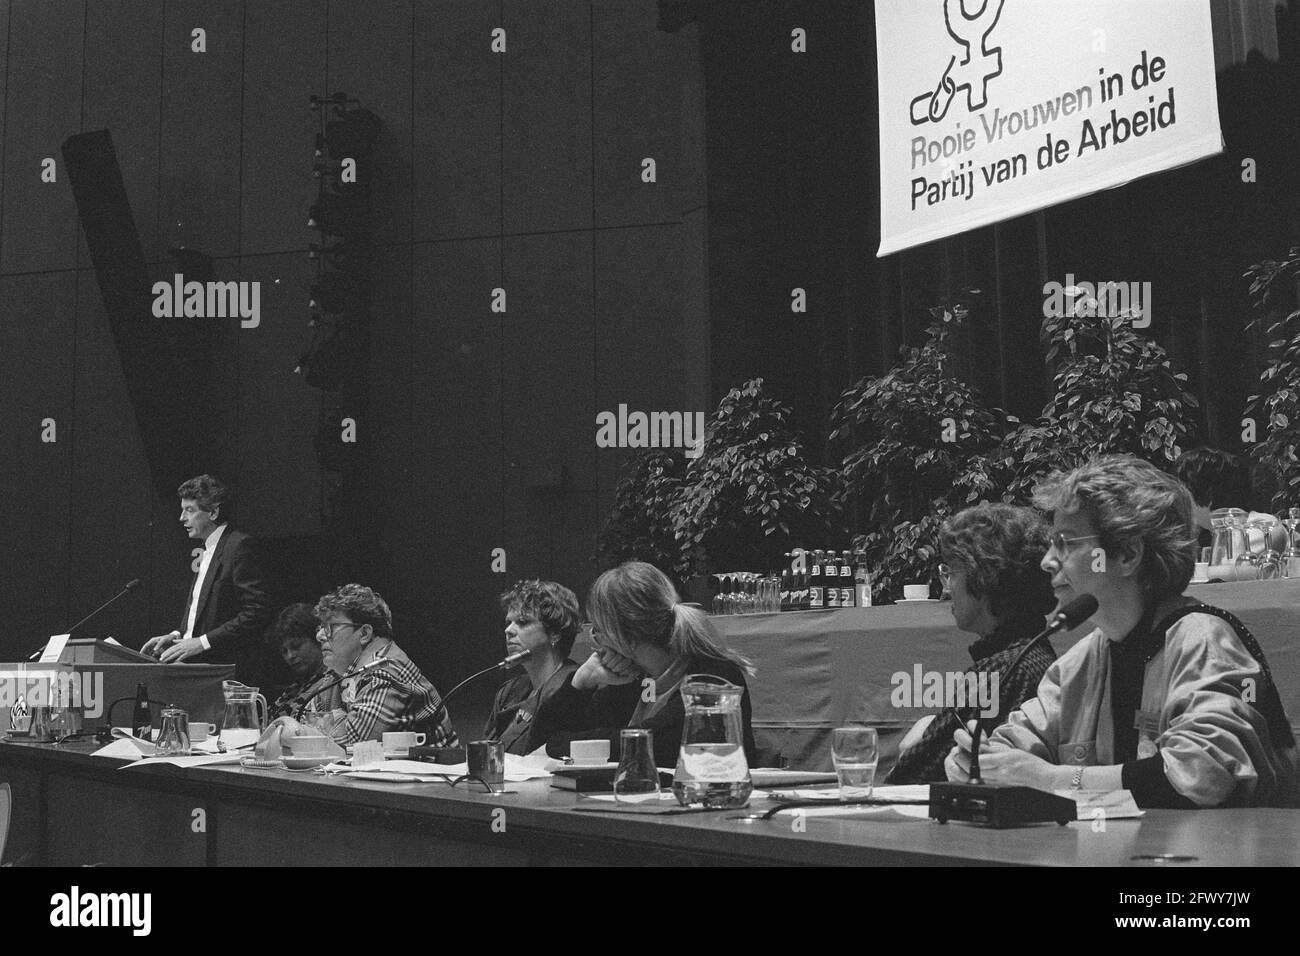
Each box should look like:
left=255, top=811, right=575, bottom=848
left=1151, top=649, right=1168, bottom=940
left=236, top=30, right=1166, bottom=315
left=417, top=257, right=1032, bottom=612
left=614, top=729, right=662, bottom=803
left=831, top=726, right=878, bottom=799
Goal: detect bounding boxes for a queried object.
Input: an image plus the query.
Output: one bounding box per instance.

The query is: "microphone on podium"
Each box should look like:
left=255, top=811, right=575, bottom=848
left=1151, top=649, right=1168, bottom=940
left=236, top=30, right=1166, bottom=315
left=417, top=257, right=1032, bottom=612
left=929, top=593, right=1099, bottom=828
left=28, top=578, right=142, bottom=661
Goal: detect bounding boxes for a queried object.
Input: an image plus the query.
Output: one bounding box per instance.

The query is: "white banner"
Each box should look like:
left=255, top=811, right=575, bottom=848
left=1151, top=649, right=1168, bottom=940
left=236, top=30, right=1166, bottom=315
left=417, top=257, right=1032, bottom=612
left=876, top=0, right=1222, bottom=257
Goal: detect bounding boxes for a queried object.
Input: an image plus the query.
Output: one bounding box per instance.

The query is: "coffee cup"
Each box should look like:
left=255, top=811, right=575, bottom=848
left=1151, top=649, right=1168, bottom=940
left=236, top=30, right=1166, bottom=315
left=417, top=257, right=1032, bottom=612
left=1191, top=561, right=1210, bottom=583
left=570, top=738, right=611, bottom=764
left=903, top=584, right=930, bottom=601
left=284, top=733, right=331, bottom=756
left=187, top=721, right=216, bottom=742
left=382, top=731, right=426, bottom=753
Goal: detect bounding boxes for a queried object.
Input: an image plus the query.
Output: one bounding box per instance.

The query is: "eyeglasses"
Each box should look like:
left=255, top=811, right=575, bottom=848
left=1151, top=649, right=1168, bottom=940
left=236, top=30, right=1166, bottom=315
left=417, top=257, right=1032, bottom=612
left=1047, top=533, right=1101, bottom=556
left=317, top=621, right=362, bottom=639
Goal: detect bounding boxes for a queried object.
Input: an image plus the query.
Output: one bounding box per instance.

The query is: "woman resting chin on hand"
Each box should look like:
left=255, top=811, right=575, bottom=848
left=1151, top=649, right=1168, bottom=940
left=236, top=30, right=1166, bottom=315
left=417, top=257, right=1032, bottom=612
left=572, top=648, right=641, bottom=690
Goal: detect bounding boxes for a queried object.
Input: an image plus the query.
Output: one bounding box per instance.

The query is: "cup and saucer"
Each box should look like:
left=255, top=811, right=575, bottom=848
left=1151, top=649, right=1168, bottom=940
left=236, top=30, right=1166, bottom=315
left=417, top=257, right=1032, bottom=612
left=281, top=733, right=338, bottom=769
left=382, top=731, right=426, bottom=758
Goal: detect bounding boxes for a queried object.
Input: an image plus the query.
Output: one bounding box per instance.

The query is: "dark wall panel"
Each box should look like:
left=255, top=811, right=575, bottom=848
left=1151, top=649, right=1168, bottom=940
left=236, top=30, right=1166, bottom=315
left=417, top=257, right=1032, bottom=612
left=362, top=243, right=413, bottom=614
left=81, top=0, right=163, bottom=267
left=410, top=237, right=502, bottom=686
left=0, top=273, right=75, bottom=657
left=593, top=225, right=687, bottom=519
left=241, top=0, right=326, bottom=256
left=67, top=270, right=153, bottom=642
left=0, top=0, right=84, bottom=274
left=502, top=0, right=592, bottom=235
left=502, top=231, right=595, bottom=591
left=235, top=253, right=322, bottom=538
left=327, top=0, right=413, bottom=246
left=414, top=0, right=501, bottom=244
left=157, top=0, right=244, bottom=258
left=592, top=0, right=681, bottom=228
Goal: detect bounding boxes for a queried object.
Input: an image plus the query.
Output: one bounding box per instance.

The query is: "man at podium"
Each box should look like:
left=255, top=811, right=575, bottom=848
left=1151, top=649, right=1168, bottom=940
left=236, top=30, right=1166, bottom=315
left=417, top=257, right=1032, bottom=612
left=141, top=475, right=272, bottom=683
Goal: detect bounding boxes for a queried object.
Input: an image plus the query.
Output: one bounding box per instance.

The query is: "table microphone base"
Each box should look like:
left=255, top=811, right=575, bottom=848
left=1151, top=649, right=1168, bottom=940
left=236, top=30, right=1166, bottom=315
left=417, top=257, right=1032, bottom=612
left=929, top=782, right=1077, bottom=828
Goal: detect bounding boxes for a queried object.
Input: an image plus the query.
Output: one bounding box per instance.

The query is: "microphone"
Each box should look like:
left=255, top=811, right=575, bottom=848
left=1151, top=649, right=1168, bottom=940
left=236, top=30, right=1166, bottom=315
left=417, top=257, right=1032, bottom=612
left=968, top=593, right=1098, bottom=783
left=497, top=648, right=533, bottom=669
left=28, top=578, right=142, bottom=661
left=292, top=657, right=390, bottom=717
left=409, top=648, right=533, bottom=763
left=929, top=593, right=1098, bottom=828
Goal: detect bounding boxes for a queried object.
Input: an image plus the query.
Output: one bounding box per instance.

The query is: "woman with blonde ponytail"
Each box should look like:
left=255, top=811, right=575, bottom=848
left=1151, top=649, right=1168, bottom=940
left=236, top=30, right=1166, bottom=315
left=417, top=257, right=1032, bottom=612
left=534, top=561, right=757, bottom=768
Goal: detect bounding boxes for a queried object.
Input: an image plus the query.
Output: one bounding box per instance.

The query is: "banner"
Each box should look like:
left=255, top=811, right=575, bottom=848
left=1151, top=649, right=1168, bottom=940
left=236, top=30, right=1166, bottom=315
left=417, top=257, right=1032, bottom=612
left=876, top=0, right=1222, bottom=257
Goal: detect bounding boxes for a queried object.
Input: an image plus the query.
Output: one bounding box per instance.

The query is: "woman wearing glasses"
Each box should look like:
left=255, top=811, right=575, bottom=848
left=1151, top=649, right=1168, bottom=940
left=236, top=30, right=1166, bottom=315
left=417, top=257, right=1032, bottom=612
left=887, top=503, right=1058, bottom=784
left=946, top=456, right=1298, bottom=808
left=535, top=561, right=758, bottom=768
left=266, top=583, right=460, bottom=748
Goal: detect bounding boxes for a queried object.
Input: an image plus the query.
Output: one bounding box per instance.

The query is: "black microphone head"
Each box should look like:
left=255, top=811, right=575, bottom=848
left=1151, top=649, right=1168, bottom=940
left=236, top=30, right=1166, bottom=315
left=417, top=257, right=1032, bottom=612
left=1056, top=594, right=1099, bottom=630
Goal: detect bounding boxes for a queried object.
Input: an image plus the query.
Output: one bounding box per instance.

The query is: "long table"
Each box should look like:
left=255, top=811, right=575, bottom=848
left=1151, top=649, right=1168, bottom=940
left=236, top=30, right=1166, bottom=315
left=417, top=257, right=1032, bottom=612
left=712, top=580, right=1300, bottom=771
left=3, top=740, right=1298, bottom=867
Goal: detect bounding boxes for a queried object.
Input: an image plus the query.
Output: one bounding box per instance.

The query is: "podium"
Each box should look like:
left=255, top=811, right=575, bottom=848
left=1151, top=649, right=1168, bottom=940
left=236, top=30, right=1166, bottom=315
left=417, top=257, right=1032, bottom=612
left=2, top=641, right=233, bottom=734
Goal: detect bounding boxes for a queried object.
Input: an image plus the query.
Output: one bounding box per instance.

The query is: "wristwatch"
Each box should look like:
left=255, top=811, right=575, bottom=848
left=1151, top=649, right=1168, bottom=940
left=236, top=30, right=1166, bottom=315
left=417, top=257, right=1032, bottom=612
left=1071, top=765, right=1085, bottom=790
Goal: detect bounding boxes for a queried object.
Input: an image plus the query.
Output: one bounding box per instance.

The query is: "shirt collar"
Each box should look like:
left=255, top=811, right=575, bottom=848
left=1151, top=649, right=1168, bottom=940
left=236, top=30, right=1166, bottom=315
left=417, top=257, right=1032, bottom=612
left=204, top=524, right=228, bottom=551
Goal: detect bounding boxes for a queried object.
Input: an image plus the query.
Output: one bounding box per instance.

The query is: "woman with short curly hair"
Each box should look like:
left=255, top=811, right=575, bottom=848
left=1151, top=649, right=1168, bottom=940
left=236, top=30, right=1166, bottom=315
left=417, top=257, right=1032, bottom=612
left=947, top=456, right=1298, bottom=808
left=888, top=502, right=1057, bottom=784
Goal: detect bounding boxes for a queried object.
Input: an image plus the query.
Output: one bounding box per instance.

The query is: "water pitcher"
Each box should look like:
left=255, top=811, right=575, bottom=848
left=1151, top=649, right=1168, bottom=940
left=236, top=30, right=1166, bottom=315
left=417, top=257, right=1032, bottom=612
left=672, top=674, right=752, bottom=808
left=219, top=681, right=267, bottom=749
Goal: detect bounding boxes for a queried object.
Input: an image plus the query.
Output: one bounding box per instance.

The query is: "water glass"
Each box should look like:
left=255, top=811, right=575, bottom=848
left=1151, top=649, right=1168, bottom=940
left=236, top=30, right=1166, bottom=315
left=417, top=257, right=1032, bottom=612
left=831, top=726, right=878, bottom=799
left=614, top=729, right=661, bottom=803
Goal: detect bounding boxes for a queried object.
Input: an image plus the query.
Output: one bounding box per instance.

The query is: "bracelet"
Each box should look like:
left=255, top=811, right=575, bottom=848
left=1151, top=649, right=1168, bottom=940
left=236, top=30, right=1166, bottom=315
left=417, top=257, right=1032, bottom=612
left=1071, top=765, right=1085, bottom=790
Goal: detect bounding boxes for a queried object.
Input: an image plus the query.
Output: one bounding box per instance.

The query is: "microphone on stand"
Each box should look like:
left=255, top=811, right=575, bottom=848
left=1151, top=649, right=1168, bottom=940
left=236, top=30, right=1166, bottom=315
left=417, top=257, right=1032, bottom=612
left=292, top=657, right=390, bottom=718
left=967, top=593, right=1099, bottom=782
left=410, top=648, right=534, bottom=763
left=930, top=593, right=1099, bottom=828
left=28, top=578, right=142, bottom=660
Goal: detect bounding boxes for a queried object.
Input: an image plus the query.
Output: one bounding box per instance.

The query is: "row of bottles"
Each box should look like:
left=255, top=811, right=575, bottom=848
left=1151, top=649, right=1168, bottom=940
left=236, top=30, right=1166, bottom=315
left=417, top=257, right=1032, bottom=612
left=780, top=549, right=871, bottom=610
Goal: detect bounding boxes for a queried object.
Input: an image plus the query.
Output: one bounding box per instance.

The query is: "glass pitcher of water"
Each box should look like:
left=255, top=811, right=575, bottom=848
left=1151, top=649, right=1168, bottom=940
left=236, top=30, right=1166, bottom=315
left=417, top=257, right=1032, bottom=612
left=218, top=681, right=267, bottom=750
left=672, top=674, right=752, bottom=808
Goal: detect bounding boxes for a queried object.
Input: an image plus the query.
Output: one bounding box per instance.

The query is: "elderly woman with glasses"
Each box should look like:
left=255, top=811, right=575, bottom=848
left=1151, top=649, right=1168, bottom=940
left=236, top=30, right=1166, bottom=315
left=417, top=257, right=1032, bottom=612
left=887, top=503, right=1058, bottom=784
left=946, top=456, right=1298, bottom=808
left=265, top=584, right=459, bottom=748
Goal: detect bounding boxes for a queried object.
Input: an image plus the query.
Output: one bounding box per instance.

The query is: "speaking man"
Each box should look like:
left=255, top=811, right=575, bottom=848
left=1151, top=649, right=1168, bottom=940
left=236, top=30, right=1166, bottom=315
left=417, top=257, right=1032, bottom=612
left=142, top=474, right=272, bottom=682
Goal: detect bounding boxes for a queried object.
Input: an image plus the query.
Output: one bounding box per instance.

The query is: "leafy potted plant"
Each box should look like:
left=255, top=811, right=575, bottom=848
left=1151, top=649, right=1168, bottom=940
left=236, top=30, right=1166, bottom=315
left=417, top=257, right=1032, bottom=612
left=672, top=378, right=837, bottom=578
left=997, top=300, right=1200, bottom=503
left=830, top=292, right=1014, bottom=601
left=595, top=449, right=690, bottom=585
left=1243, top=244, right=1300, bottom=509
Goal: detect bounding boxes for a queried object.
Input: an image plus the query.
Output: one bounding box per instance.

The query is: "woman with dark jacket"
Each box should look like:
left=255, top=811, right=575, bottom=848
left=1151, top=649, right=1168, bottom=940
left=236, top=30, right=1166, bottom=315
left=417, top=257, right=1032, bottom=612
left=483, top=580, right=581, bottom=755
left=536, top=561, right=757, bottom=769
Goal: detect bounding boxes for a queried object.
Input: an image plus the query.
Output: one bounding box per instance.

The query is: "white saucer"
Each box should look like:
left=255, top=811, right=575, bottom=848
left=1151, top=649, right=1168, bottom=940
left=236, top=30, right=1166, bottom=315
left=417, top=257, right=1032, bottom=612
left=282, top=754, right=334, bottom=770
left=383, top=748, right=409, bottom=758
left=897, top=598, right=939, bottom=603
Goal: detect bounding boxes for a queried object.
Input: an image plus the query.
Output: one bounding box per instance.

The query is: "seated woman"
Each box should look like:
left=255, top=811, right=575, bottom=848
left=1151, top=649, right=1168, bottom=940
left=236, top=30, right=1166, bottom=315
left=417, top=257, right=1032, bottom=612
left=483, top=580, right=582, bottom=754
left=946, top=456, right=1298, bottom=808
left=886, top=503, right=1057, bottom=784
left=267, top=603, right=340, bottom=720
left=267, top=584, right=459, bottom=748
left=535, top=561, right=757, bottom=769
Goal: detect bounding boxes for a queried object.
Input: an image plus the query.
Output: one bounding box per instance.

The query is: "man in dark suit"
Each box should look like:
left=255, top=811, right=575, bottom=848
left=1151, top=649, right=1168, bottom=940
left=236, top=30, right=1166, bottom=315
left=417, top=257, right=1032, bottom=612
left=142, top=474, right=272, bottom=682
